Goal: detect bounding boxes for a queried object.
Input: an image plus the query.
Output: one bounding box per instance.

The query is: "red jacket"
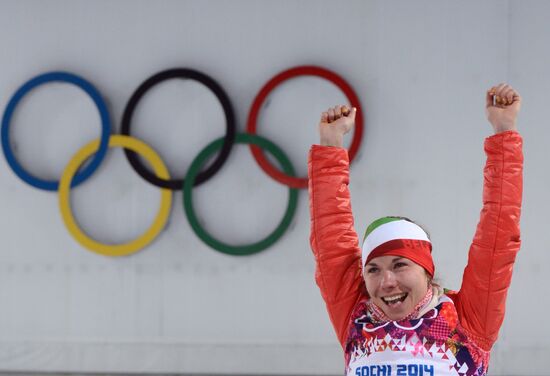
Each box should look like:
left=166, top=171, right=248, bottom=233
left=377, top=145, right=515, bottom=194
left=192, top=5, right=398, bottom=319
left=308, top=131, right=523, bottom=352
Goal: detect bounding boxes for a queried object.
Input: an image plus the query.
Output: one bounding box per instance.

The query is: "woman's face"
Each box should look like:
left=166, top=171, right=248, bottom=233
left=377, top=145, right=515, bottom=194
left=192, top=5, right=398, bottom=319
left=363, top=255, right=429, bottom=321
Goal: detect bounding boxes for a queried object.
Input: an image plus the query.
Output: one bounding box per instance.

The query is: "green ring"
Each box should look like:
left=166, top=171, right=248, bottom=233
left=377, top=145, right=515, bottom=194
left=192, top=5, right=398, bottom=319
left=183, top=133, right=298, bottom=255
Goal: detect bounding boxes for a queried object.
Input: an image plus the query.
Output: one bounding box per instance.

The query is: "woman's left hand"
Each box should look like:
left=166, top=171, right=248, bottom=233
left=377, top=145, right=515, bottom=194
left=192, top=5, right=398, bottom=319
left=486, top=83, right=521, bottom=134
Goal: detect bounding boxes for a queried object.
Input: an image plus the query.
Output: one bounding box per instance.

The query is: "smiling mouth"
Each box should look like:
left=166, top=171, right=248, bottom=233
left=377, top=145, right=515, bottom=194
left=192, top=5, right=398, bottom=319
left=381, top=293, right=408, bottom=306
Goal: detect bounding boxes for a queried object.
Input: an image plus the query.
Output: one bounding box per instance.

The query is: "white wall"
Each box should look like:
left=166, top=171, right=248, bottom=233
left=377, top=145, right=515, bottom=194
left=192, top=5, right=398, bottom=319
left=0, top=0, right=548, bottom=374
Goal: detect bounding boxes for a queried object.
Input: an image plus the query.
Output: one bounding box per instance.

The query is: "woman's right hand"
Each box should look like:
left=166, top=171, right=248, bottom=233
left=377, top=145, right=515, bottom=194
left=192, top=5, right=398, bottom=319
left=486, top=83, right=521, bottom=134
left=319, top=105, right=356, bottom=147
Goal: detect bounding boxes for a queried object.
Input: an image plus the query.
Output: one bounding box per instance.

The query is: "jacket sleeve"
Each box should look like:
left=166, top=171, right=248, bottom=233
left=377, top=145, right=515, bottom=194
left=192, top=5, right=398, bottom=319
left=456, top=130, right=523, bottom=351
left=308, top=144, right=367, bottom=349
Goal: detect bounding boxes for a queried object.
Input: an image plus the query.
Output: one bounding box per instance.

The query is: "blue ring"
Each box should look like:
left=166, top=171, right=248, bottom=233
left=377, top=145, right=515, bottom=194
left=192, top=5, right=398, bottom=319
left=1, top=72, right=111, bottom=191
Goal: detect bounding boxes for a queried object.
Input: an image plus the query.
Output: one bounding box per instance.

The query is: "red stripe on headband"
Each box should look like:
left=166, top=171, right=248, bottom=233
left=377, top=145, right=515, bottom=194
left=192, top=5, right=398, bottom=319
left=365, top=239, right=435, bottom=277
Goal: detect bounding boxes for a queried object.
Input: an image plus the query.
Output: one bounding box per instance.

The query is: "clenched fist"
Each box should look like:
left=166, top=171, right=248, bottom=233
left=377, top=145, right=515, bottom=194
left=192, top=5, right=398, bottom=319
left=319, top=105, right=357, bottom=147
left=486, top=83, right=521, bottom=134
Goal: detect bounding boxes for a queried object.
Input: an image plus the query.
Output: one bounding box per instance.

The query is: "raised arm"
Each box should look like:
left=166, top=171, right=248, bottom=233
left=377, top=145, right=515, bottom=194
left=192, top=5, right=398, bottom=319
left=308, top=105, right=367, bottom=348
left=455, top=84, right=523, bottom=351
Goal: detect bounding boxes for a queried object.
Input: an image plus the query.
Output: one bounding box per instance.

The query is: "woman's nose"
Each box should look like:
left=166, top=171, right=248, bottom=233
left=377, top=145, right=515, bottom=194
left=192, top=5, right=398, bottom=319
left=380, top=270, right=397, bottom=289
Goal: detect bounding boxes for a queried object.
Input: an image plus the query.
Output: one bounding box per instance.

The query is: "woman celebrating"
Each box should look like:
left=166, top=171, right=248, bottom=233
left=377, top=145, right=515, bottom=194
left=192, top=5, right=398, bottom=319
left=308, top=84, right=523, bottom=376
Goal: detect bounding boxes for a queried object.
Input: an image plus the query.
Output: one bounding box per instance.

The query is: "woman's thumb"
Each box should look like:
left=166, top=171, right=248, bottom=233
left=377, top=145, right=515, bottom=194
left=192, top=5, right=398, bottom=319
left=350, top=107, right=357, bottom=120
left=486, top=90, right=495, bottom=109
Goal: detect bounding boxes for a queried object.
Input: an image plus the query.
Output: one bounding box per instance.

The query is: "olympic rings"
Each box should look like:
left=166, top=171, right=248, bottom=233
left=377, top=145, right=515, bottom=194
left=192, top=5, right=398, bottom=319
left=1, top=71, right=111, bottom=191
left=121, top=68, right=236, bottom=190
left=3, top=66, right=363, bottom=256
left=183, top=133, right=298, bottom=256
left=247, top=66, right=364, bottom=189
left=59, top=135, right=172, bottom=257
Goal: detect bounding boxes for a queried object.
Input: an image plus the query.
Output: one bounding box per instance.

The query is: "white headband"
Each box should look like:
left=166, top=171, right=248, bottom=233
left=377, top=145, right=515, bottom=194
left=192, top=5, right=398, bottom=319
left=361, top=220, right=431, bottom=267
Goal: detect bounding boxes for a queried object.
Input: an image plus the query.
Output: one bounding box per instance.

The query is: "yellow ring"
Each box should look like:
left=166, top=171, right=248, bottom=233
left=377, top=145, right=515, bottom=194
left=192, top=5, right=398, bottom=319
left=59, top=135, right=172, bottom=257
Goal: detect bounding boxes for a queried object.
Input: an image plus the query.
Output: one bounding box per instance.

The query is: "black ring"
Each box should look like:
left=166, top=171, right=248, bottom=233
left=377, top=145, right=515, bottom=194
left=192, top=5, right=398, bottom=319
left=121, top=68, right=236, bottom=190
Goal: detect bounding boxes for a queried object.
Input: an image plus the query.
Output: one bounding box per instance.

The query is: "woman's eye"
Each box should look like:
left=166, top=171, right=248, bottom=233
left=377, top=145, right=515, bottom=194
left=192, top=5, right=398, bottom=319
left=394, top=262, right=407, bottom=269
left=367, top=267, right=378, bottom=274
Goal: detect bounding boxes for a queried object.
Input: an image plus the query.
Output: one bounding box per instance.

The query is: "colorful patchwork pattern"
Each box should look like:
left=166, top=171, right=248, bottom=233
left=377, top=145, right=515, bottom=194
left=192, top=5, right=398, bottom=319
left=345, top=296, right=489, bottom=376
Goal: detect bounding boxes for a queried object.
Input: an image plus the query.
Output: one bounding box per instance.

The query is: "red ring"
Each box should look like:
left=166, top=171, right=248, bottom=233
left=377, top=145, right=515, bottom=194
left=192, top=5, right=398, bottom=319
left=246, top=65, right=364, bottom=188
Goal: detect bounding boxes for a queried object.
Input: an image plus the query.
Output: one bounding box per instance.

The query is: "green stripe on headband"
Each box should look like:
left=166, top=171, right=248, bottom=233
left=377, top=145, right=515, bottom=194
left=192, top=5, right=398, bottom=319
left=363, top=217, right=402, bottom=243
